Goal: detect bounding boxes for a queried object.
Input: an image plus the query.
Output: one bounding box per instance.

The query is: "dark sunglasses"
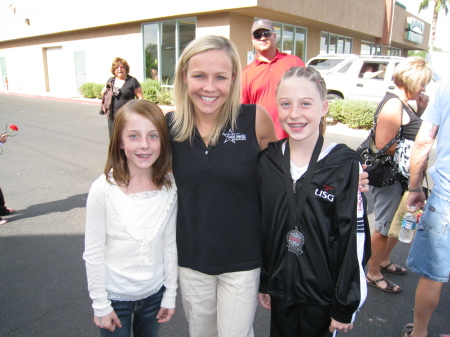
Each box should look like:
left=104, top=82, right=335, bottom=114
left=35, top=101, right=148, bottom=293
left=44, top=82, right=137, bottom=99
left=253, top=31, right=272, bottom=40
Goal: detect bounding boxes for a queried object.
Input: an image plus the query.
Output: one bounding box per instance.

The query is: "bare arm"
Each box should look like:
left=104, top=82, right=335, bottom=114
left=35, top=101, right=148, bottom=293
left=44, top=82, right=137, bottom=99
left=135, top=87, right=144, bottom=100
left=255, top=105, right=278, bottom=151
left=406, top=121, right=438, bottom=211
left=375, top=99, right=402, bottom=156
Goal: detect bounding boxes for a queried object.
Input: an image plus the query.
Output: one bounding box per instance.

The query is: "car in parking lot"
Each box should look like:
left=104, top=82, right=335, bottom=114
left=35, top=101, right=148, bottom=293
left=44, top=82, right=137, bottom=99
left=306, top=54, right=439, bottom=103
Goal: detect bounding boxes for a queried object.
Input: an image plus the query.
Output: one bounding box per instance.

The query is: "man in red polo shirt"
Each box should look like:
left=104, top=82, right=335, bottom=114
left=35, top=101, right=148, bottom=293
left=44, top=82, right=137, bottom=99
left=242, top=19, right=305, bottom=139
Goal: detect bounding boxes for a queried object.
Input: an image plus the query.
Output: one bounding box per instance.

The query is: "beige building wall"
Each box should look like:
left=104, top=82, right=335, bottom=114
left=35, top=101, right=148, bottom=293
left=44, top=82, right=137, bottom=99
left=0, top=28, right=143, bottom=95
left=0, top=0, right=431, bottom=95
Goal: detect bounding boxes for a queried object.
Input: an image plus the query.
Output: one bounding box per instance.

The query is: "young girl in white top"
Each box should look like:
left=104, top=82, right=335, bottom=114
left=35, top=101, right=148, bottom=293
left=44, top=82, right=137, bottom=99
left=83, top=100, right=178, bottom=337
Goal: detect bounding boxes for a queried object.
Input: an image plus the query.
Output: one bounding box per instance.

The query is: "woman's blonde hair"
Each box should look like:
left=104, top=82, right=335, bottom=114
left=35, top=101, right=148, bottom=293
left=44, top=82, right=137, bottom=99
left=110, top=57, right=130, bottom=76
left=393, top=57, right=432, bottom=98
left=172, top=35, right=242, bottom=146
left=276, top=66, right=328, bottom=136
left=104, top=100, right=172, bottom=189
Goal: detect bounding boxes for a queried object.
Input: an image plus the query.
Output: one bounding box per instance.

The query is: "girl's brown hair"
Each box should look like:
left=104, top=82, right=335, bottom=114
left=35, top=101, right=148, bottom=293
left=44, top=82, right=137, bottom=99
left=276, top=66, right=328, bottom=135
left=104, top=100, right=172, bottom=189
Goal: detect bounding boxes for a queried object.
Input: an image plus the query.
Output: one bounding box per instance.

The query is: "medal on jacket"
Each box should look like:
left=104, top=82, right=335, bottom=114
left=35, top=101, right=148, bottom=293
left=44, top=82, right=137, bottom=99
left=286, top=228, right=304, bottom=255
left=282, top=135, right=323, bottom=256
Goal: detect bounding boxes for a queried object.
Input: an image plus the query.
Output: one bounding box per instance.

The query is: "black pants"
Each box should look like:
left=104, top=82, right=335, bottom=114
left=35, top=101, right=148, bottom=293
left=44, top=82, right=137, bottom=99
left=0, top=187, right=8, bottom=216
left=270, top=297, right=333, bottom=337
left=108, top=117, right=114, bottom=140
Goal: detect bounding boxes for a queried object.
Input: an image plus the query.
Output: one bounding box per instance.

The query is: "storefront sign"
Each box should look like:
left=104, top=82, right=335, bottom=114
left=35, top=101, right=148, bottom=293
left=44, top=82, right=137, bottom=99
left=405, top=17, right=424, bottom=44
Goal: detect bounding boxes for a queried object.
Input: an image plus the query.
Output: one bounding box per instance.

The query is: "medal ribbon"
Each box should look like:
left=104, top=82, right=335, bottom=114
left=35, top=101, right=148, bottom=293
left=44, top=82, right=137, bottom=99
left=282, top=134, right=324, bottom=231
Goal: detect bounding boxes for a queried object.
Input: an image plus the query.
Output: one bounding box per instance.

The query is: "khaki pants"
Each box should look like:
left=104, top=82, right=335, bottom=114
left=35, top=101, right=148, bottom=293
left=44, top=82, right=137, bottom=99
left=388, top=191, right=410, bottom=238
left=179, top=267, right=260, bottom=337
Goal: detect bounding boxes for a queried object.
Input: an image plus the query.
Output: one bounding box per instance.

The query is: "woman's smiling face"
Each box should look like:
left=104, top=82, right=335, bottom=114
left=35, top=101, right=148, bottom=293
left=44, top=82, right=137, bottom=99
left=184, top=49, right=234, bottom=118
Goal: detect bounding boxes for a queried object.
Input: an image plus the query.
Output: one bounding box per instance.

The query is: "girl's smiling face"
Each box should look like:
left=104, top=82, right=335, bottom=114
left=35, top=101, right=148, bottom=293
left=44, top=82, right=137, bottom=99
left=184, top=49, right=234, bottom=118
left=120, top=112, right=161, bottom=175
left=277, top=76, right=328, bottom=144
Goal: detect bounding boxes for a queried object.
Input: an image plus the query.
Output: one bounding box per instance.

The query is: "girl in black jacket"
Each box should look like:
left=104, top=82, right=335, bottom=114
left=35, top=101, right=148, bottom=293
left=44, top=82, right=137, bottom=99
left=257, top=67, right=370, bottom=337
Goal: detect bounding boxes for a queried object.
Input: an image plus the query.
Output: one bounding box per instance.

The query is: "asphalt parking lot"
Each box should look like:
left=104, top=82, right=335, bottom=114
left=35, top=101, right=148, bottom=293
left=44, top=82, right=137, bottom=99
left=0, top=93, right=448, bottom=337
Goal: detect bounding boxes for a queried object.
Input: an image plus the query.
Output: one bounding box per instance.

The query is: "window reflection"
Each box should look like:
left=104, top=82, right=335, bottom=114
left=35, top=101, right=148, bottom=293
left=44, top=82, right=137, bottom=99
left=143, top=17, right=196, bottom=85
left=321, top=32, right=352, bottom=54
left=255, top=19, right=306, bottom=60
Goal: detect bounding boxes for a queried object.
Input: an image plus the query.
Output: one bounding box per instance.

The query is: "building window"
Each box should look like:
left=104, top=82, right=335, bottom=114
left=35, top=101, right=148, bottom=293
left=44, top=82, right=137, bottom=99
left=388, top=47, right=402, bottom=56
left=320, top=32, right=353, bottom=54
left=143, top=17, right=196, bottom=84
left=361, top=41, right=383, bottom=55
left=259, top=20, right=306, bottom=61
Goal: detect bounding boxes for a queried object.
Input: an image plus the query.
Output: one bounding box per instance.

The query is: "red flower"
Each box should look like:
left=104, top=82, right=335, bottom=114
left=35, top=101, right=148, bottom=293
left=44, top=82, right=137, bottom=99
left=5, top=124, right=19, bottom=137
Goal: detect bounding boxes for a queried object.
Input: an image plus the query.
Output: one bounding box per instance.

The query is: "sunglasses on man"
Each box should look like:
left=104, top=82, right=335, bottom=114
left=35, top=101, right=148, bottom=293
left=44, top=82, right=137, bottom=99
left=253, top=31, right=273, bottom=40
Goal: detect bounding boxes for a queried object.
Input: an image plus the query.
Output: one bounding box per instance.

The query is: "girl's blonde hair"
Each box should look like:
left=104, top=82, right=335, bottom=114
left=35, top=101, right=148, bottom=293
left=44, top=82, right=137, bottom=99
left=172, top=35, right=242, bottom=146
left=104, top=100, right=172, bottom=189
left=276, top=66, right=328, bottom=135
left=393, top=57, right=432, bottom=98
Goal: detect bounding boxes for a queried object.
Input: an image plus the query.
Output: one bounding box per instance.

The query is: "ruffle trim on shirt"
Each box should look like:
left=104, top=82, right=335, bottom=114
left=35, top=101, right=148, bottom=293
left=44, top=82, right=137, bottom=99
left=107, top=282, right=163, bottom=301
left=128, top=190, right=161, bottom=200
left=104, top=173, right=177, bottom=244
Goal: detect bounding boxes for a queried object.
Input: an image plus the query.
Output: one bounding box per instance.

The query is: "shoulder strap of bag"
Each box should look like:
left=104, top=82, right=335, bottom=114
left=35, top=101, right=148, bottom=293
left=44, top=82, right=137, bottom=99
left=373, top=135, right=397, bottom=159
left=373, top=92, right=402, bottom=148
left=373, top=92, right=397, bottom=129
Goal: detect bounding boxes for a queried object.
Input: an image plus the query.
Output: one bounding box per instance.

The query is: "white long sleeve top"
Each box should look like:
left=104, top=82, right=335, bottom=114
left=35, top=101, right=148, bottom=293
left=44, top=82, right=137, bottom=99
left=83, top=173, right=178, bottom=317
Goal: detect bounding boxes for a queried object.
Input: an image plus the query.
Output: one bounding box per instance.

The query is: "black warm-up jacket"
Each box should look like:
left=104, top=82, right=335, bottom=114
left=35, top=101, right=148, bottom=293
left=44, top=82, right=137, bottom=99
left=257, top=140, right=371, bottom=324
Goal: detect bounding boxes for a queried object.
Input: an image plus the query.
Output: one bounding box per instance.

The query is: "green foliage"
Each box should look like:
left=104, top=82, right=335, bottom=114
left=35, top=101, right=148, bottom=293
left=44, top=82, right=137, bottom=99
left=156, top=85, right=174, bottom=106
left=79, top=82, right=103, bottom=99
left=408, top=50, right=427, bottom=58
left=141, top=79, right=173, bottom=105
left=145, top=43, right=158, bottom=79
left=328, top=100, right=377, bottom=130
left=79, top=79, right=174, bottom=106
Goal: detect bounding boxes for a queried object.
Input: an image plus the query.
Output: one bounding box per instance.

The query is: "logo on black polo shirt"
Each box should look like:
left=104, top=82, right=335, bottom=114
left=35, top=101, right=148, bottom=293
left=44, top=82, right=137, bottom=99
left=223, top=129, right=247, bottom=143
left=315, top=184, right=335, bottom=202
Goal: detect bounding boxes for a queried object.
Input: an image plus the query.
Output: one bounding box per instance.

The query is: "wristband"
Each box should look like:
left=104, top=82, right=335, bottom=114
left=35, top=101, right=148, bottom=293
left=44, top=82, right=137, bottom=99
left=408, top=187, right=422, bottom=193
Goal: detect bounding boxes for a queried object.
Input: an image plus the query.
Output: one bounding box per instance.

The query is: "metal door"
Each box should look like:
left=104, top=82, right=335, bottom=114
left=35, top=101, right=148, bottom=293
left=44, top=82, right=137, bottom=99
left=74, top=51, right=86, bottom=94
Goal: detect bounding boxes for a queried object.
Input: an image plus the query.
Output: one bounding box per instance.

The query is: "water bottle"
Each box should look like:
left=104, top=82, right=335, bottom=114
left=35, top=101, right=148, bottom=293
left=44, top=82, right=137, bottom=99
left=399, top=211, right=417, bottom=243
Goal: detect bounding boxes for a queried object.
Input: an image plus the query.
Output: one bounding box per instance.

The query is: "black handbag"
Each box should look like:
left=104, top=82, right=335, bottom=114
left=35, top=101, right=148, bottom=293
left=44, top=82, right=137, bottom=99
left=356, top=129, right=399, bottom=188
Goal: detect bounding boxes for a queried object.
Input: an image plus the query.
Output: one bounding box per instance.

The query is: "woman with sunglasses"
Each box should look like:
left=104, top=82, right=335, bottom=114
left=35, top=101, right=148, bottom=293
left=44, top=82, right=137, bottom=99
left=101, top=57, right=144, bottom=139
left=242, top=19, right=305, bottom=139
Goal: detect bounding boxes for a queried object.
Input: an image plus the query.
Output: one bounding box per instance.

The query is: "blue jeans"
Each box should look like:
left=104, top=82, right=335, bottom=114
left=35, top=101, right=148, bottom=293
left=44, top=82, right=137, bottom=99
left=100, top=286, right=164, bottom=337
left=407, top=189, right=450, bottom=282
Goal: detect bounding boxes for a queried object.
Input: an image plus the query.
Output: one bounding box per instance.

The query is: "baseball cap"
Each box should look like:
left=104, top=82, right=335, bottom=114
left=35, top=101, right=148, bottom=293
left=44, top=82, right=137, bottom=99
left=251, top=19, right=274, bottom=34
